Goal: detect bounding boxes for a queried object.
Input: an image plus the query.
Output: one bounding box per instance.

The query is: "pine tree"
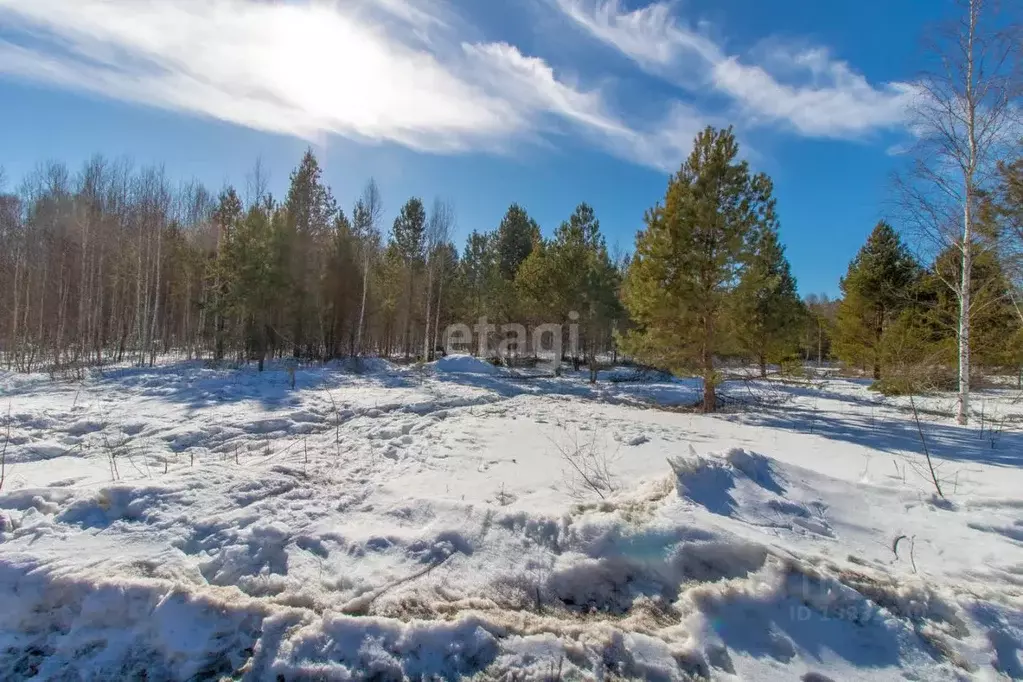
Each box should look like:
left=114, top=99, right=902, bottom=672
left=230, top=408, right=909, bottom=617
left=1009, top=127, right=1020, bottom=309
left=621, top=126, right=772, bottom=411
left=544, top=204, right=621, bottom=375
left=419, top=200, right=452, bottom=361
left=210, top=187, right=242, bottom=361
left=459, top=230, right=500, bottom=350
left=391, top=197, right=426, bottom=359
left=833, top=221, right=919, bottom=380
left=514, top=236, right=554, bottom=357
left=222, top=200, right=282, bottom=370
left=734, top=198, right=804, bottom=377
left=351, top=181, right=383, bottom=356
left=430, top=241, right=460, bottom=353
left=324, top=209, right=361, bottom=357
left=282, top=149, right=337, bottom=357
left=496, top=204, right=541, bottom=281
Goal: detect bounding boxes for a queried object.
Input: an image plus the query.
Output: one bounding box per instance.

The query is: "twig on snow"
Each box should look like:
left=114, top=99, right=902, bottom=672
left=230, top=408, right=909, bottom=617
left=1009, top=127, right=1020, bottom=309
left=909, top=395, right=943, bottom=498
left=892, top=534, right=918, bottom=574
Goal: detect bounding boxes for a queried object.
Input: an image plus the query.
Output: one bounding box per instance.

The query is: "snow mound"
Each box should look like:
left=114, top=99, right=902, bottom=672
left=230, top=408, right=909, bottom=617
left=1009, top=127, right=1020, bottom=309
left=669, top=447, right=785, bottom=509
left=432, top=354, right=499, bottom=375
left=336, top=356, right=397, bottom=374
left=670, top=447, right=834, bottom=538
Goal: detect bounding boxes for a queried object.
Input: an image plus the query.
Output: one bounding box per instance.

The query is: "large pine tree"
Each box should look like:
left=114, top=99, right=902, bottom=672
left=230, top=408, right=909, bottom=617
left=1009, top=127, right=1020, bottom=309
left=621, top=126, right=773, bottom=411
left=222, top=198, right=284, bottom=370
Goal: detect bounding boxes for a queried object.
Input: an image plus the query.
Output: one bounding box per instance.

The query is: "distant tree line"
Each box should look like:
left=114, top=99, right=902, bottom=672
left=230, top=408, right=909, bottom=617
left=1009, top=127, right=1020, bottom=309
left=0, top=127, right=804, bottom=386
left=1, top=125, right=1019, bottom=414
left=0, top=149, right=634, bottom=373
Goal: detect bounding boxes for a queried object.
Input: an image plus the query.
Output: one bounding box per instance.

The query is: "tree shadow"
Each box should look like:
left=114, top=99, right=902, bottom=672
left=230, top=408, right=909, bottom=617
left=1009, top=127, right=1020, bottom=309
left=744, top=403, right=1023, bottom=469
left=87, top=359, right=420, bottom=410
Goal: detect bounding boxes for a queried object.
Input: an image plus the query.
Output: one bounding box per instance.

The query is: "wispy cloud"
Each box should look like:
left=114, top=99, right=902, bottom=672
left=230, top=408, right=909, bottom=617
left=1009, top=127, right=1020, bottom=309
left=553, top=0, right=718, bottom=73
left=462, top=42, right=694, bottom=161
left=0, top=0, right=914, bottom=171
left=0, top=0, right=699, bottom=169
left=0, top=0, right=515, bottom=152
left=553, top=0, right=916, bottom=139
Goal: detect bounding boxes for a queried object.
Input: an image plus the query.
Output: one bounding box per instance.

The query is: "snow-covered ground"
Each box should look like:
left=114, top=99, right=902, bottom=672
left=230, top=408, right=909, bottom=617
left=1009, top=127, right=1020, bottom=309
left=1, top=356, right=1021, bottom=680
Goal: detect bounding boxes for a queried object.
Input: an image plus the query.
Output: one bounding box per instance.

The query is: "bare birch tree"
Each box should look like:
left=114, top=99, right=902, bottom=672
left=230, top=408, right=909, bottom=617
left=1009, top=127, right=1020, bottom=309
left=354, top=179, right=382, bottom=357
left=897, top=0, right=1020, bottom=424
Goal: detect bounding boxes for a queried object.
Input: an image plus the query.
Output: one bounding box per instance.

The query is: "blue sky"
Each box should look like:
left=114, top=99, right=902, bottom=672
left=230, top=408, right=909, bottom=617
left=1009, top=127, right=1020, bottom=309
left=0, top=0, right=948, bottom=296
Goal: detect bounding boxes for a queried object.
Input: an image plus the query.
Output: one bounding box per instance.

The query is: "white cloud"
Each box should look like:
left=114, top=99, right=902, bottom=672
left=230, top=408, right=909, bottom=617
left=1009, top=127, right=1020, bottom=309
left=553, top=0, right=719, bottom=72
left=553, top=0, right=916, bottom=139
left=0, top=0, right=806, bottom=170
left=464, top=42, right=630, bottom=137
left=0, top=0, right=701, bottom=169
left=712, top=54, right=916, bottom=137
left=0, top=0, right=517, bottom=152
left=463, top=42, right=701, bottom=169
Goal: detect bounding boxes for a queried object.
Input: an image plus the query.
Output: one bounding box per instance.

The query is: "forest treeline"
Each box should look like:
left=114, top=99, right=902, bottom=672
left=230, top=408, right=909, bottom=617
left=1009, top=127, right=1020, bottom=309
left=0, top=150, right=633, bottom=374
left=0, top=135, right=798, bottom=379
left=1, top=126, right=1019, bottom=409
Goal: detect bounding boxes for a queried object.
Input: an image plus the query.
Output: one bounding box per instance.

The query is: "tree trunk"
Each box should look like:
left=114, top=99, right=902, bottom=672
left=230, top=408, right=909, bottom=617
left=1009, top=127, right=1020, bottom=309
left=956, top=1, right=978, bottom=427
left=403, top=269, right=414, bottom=361
left=35, top=256, right=49, bottom=372
left=54, top=257, right=69, bottom=369
left=147, top=223, right=163, bottom=367
left=213, top=249, right=224, bottom=362
left=134, top=224, right=145, bottom=365
left=817, top=318, right=823, bottom=367
left=94, top=251, right=105, bottom=365
left=587, top=333, right=598, bottom=384
left=702, top=362, right=716, bottom=412
left=78, top=214, right=89, bottom=359
left=702, top=323, right=715, bottom=412
left=957, top=209, right=973, bottom=425
left=355, top=253, right=369, bottom=356
left=432, top=270, right=444, bottom=354
left=10, top=248, right=21, bottom=370
left=422, top=255, right=434, bottom=362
